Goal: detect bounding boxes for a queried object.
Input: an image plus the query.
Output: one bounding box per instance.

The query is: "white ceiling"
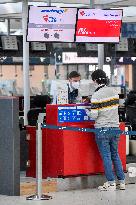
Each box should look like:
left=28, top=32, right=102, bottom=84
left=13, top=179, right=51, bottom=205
left=94, top=0, right=136, bottom=7
left=0, top=0, right=135, bottom=6
left=0, top=0, right=90, bottom=4
left=0, top=0, right=136, bottom=22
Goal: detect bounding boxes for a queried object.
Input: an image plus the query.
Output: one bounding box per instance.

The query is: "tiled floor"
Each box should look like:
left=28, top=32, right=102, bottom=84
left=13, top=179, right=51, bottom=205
left=0, top=184, right=136, bottom=205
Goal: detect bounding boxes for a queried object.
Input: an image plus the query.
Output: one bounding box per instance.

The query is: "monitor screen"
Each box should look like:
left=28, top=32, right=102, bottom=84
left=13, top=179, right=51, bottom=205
left=27, top=6, right=77, bottom=42
left=76, top=9, right=123, bottom=43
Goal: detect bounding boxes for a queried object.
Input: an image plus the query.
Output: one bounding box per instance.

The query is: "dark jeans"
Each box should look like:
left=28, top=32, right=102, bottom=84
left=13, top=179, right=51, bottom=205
left=95, top=128, right=125, bottom=184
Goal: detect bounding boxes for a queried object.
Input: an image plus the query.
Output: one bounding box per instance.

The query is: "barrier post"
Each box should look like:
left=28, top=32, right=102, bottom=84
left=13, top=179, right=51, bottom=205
left=26, top=113, right=52, bottom=200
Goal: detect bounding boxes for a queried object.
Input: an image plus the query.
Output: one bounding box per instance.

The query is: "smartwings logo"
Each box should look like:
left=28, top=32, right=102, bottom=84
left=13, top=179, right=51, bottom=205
left=41, top=8, right=68, bottom=14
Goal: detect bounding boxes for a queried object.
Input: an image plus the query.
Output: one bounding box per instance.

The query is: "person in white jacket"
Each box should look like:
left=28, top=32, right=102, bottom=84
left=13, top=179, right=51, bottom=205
left=86, top=69, right=125, bottom=191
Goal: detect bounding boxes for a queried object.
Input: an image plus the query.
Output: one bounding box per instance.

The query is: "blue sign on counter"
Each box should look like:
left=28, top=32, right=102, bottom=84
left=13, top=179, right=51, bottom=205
left=58, top=105, right=92, bottom=123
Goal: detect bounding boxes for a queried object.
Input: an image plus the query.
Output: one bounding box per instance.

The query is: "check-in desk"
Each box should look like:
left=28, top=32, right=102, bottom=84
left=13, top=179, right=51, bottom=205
left=26, top=104, right=126, bottom=178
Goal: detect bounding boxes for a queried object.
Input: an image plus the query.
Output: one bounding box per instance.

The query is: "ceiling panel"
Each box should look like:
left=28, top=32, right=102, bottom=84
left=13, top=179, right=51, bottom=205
left=109, top=0, right=136, bottom=6
left=94, top=0, right=136, bottom=6
left=0, top=0, right=90, bottom=4
left=0, top=0, right=135, bottom=6
left=0, top=0, right=136, bottom=7
left=0, top=0, right=136, bottom=22
left=0, top=0, right=21, bottom=3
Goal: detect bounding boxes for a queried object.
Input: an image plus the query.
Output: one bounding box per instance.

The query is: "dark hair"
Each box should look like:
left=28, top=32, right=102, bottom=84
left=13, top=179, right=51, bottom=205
left=125, top=90, right=136, bottom=106
left=91, top=69, right=108, bottom=85
left=68, top=71, right=81, bottom=79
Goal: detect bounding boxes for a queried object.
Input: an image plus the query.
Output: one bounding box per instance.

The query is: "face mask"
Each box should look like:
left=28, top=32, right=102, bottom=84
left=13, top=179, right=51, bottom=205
left=71, top=81, right=80, bottom=90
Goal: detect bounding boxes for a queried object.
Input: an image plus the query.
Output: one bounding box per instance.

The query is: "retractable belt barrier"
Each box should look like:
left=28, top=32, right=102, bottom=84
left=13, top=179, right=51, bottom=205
left=26, top=114, right=52, bottom=201
left=26, top=122, right=135, bottom=201
left=42, top=124, right=136, bottom=136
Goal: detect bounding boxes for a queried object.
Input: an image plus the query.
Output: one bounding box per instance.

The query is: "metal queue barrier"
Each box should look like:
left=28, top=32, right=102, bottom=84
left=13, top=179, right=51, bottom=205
left=26, top=121, right=134, bottom=200
left=26, top=113, right=52, bottom=200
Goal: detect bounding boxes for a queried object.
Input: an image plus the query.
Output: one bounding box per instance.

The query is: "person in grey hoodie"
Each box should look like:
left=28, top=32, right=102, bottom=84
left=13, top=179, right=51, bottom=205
left=86, top=69, right=125, bottom=191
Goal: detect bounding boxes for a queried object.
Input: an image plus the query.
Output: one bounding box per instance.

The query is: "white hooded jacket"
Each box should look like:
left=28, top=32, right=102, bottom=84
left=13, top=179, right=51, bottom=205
left=87, top=86, right=119, bottom=128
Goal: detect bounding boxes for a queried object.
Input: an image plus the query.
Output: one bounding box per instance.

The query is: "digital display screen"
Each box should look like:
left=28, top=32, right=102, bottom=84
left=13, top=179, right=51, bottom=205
left=27, top=6, right=77, bottom=42
left=58, top=105, right=92, bottom=123
left=76, top=9, right=123, bottom=43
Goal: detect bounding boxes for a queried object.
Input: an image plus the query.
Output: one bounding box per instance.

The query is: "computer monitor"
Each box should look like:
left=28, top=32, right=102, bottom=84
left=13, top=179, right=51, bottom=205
left=79, top=80, right=96, bottom=98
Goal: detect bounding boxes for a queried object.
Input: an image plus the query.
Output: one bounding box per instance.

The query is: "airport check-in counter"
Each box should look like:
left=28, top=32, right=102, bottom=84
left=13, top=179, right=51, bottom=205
left=26, top=104, right=126, bottom=178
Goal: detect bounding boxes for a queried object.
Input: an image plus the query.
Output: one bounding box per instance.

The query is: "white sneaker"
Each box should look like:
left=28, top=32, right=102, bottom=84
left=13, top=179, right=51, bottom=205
left=116, top=183, right=125, bottom=190
left=98, top=182, right=116, bottom=191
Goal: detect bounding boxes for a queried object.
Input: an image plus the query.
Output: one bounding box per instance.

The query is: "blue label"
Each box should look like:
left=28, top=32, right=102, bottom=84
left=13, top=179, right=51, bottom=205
left=58, top=105, right=92, bottom=123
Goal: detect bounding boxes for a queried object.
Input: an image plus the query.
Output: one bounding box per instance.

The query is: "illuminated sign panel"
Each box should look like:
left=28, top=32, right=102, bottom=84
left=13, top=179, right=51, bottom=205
left=27, top=6, right=77, bottom=42
left=62, top=52, right=98, bottom=64
left=76, top=9, right=123, bottom=43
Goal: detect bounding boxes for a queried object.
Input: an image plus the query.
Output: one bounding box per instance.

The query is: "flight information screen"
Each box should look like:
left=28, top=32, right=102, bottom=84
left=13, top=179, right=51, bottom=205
left=27, top=6, right=77, bottom=42
left=76, top=9, right=123, bottom=43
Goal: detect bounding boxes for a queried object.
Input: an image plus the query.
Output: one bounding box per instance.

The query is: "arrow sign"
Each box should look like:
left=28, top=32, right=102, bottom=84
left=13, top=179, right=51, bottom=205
left=56, top=51, right=62, bottom=64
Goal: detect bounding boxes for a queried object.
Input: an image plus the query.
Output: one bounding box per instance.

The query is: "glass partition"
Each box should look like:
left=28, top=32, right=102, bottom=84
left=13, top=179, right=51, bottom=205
left=0, top=18, right=8, bottom=35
